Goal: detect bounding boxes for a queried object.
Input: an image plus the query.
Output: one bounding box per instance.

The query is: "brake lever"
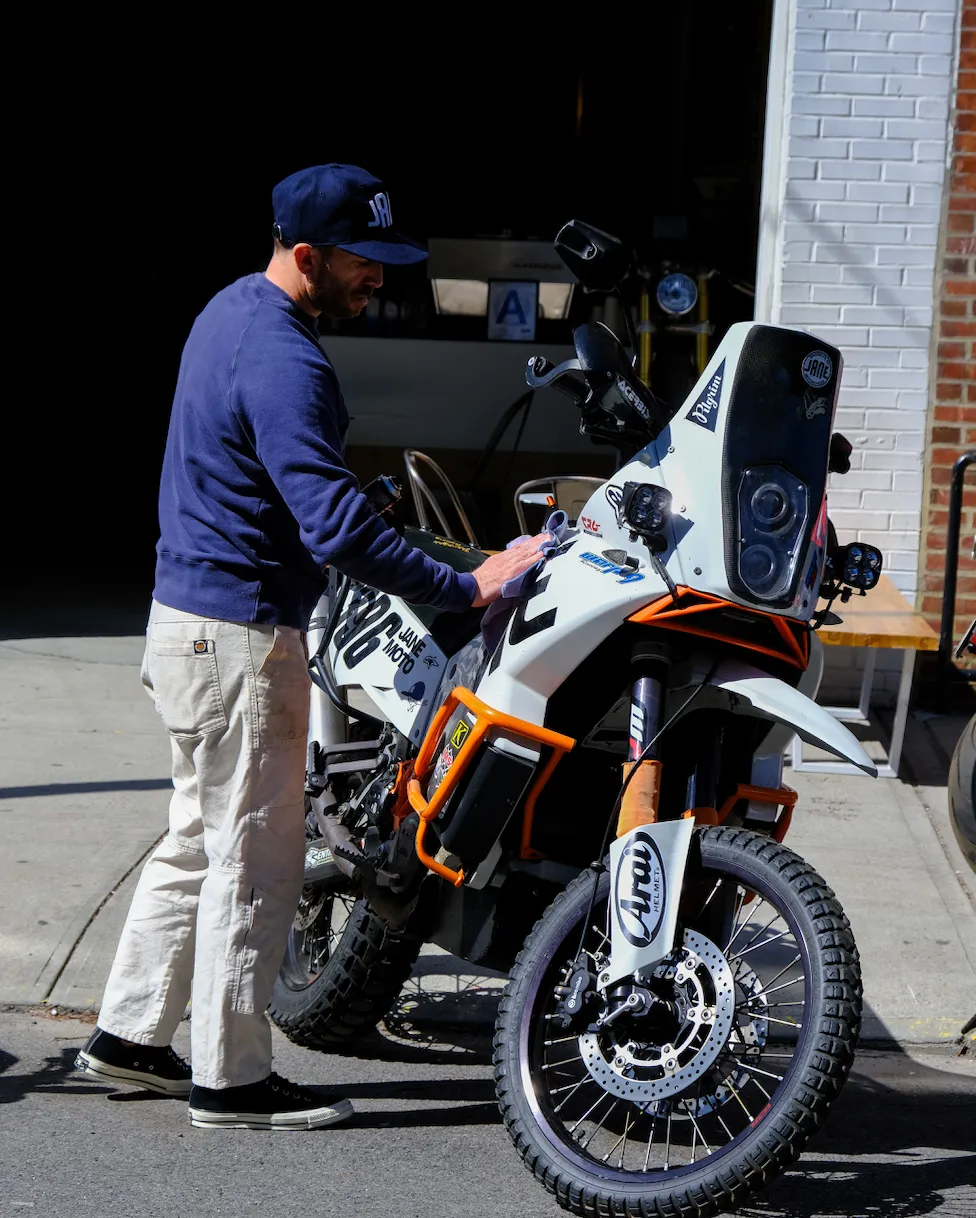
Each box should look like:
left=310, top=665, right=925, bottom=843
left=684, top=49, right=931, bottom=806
left=525, top=355, right=589, bottom=404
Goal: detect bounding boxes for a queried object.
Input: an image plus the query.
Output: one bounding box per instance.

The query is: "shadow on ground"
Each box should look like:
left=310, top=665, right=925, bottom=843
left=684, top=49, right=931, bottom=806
left=743, top=1048, right=976, bottom=1217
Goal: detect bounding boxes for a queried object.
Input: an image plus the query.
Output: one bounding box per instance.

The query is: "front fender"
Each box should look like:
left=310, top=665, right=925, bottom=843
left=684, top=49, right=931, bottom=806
left=703, top=659, right=877, bottom=777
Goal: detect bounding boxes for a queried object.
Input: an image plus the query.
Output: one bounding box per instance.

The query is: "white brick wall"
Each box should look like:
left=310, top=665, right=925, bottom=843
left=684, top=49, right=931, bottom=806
left=756, top=0, right=960, bottom=701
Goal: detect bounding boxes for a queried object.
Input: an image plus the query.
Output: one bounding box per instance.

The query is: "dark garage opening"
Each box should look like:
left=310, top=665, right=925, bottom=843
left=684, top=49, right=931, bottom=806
left=7, top=9, right=773, bottom=634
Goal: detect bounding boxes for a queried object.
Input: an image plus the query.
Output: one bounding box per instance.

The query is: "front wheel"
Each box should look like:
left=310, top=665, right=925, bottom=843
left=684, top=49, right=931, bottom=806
left=493, top=826, right=862, bottom=1217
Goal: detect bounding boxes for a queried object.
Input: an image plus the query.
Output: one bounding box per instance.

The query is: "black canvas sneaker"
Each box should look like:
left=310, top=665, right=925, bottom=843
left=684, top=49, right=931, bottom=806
left=74, top=1028, right=192, bottom=1096
left=188, top=1072, right=353, bottom=1130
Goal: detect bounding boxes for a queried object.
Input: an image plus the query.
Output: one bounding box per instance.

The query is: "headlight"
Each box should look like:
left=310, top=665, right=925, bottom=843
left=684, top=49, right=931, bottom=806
left=737, top=466, right=809, bottom=602
left=656, top=272, right=698, bottom=317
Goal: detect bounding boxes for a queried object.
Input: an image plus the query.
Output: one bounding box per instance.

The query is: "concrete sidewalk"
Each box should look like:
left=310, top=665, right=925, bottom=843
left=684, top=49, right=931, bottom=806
left=1, top=634, right=974, bottom=1048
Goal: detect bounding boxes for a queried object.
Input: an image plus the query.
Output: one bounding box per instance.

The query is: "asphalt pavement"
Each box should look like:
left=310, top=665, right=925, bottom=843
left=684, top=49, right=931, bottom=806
left=1, top=1010, right=973, bottom=1218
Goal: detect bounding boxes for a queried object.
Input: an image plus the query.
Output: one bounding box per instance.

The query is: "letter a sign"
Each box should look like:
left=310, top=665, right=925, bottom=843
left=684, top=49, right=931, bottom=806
left=487, top=280, right=537, bottom=341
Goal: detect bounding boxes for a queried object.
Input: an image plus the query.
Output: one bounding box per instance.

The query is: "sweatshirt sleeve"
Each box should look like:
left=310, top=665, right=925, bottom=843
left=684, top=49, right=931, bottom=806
left=233, top=320, right=478, bottom=612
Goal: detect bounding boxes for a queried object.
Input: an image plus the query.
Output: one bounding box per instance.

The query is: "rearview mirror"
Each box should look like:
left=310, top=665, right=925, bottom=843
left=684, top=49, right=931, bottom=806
left=554, top=219, right=635, bottom=292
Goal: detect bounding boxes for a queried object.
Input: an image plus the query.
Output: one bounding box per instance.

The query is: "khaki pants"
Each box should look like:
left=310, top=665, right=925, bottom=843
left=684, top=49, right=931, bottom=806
left=98, top=600, right=309, bottom=1089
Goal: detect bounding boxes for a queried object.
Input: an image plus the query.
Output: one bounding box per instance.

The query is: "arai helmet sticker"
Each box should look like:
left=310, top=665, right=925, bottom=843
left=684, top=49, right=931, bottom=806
left=801, top=350, right=833, bottom=389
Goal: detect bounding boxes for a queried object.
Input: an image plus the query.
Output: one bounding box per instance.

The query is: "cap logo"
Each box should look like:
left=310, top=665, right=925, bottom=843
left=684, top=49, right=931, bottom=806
left=368, top=192, right=392, bottom=229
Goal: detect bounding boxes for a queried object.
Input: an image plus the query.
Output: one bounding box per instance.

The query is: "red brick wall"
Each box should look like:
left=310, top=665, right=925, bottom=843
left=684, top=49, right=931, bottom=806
left=921, top=0, right=976, bottom=663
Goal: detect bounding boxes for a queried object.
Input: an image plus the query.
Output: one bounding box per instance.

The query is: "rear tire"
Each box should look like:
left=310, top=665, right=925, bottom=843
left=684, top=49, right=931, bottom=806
left=269, top=883, right=422, bottom=1049
left=948, top=714, right=976, bottom=874
left=493, top=826, right=862, bottom=1217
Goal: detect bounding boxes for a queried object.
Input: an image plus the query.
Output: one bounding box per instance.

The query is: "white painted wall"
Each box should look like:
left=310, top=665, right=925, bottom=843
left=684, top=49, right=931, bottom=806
left=756, top=0, right=960, bottom=702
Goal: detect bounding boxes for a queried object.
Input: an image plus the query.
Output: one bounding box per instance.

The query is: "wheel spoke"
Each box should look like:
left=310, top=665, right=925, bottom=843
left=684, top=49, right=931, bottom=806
left=580, top=1097, right=619, bottom=1150
left=542, top=1057, right=583, bottom=1073
left=725, top=1057, right=784, bottom=1083
left=737, top=1000, right=804, bottom=1011
left=601, top=1111, right=633, bottom=1165
left=568, top=1090, right=613, bottom=1135
left=746, top=975, right=806, bottom=1001
left=694, top=876, right=725, bottom=919
left=741, top=951, right=802, bottom=992
left=642, top=1111, right=657, bottom=1171
left=732, top=927, right=791, bottom=958
left=664, top=1108, right=673, bottom=1171
left=756, top=1014, right=803, bottom=1030
left=553, top=1076, right=594, bottom=1111
left=724, top=893, right=766, bottom=953
left=726, top=1079, right=757, bottom=1123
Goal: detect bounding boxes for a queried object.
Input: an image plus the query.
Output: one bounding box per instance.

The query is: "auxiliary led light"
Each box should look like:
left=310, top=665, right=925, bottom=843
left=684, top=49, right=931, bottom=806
left=837, top=542, right=883, bottom=591
left=621, top=482, right=672, bottom=540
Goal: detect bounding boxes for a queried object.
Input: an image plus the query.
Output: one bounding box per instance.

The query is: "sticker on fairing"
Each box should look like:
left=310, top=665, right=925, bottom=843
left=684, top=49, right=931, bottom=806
left=604, top=818, right=696, bottom=988
left=800, top=350, right=833, bottom=388
left=685, top=359, right=725, bottom=431
left=579, top=551, right=644, bottom=584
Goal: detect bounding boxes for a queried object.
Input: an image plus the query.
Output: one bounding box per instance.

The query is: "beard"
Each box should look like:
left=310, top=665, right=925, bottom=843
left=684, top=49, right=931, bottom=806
left=309, top=262, right=372, bottom=320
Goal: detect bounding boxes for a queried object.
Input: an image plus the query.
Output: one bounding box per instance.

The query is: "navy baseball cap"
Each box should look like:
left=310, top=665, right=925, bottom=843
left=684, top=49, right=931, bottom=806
left=271, top=164, right=428, bottom=265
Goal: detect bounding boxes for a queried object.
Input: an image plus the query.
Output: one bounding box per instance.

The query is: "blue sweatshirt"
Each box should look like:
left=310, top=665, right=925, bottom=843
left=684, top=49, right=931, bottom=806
left=154, top=273, right=478, bottom=628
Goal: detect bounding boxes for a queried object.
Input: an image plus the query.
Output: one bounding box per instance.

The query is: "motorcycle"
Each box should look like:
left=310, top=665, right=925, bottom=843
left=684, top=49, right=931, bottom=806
left=269, top=219, right=885, bottom=1216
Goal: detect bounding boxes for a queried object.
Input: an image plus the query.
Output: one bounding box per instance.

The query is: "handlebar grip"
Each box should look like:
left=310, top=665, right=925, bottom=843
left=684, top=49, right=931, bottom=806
left=555, top=374, right=589, bottom=405
left=526, top=354, right=589, bottom=404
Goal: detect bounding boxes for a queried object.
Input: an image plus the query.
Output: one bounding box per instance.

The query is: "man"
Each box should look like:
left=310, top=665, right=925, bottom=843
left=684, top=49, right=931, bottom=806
left=75, top=164, right=547, bottom=1130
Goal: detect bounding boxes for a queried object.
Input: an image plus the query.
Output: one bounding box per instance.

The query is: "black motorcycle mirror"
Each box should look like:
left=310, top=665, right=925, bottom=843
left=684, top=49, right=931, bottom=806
left=554, top=219, right=635, bottom=292
left=554, top=219, right=641, bottom=366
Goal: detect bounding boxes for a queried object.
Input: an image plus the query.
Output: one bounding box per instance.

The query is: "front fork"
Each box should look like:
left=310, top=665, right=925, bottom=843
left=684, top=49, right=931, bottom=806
left=616, top=643, right=670, bottom=836
left=603, top=643, right=696, bottom=989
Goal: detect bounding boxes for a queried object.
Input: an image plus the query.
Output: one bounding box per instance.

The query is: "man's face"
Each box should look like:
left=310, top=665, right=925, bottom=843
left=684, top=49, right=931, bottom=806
left=308, top=247, right=383, bottom=319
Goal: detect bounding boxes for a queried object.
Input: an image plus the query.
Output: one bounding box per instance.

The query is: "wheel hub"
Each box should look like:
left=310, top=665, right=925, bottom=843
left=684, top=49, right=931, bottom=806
left=578, top=929, right=735, bottom=1101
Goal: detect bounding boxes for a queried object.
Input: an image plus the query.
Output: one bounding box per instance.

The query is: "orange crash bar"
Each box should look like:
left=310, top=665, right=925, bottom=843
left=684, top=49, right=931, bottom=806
left=407, top=686, right=575, bottom=886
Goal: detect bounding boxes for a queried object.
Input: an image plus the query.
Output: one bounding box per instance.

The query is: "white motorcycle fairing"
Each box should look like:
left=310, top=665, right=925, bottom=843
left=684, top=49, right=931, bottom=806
left=476, top=321, right=836, bottom=733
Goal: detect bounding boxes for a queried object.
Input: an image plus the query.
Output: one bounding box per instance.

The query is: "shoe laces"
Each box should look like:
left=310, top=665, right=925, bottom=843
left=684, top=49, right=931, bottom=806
left=267, top=1071, right=315, bottom=1102
left=165, top=1046, right=190, bottom=1072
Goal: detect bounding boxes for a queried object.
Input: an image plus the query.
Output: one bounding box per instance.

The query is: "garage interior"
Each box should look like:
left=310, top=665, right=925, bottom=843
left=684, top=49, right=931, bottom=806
left=9, top=12, right=774, bottom=629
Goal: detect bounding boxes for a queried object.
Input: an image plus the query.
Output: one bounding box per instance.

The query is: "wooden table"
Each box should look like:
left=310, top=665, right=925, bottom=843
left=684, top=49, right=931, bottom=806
left=790, top=574, right=940, bottom=779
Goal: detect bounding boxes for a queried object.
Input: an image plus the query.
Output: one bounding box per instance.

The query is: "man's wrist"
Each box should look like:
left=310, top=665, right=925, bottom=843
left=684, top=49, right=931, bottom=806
left=456, top=571, right=479, bottom=610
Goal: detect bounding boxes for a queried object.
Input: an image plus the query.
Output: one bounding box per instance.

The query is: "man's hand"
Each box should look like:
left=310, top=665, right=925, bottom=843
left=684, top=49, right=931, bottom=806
left=471, top=533, right=550, bottom=608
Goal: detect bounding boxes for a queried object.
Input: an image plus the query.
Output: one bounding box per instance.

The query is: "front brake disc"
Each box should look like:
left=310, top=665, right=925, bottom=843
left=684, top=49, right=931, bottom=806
left=577, top=929, right=736, bottom=1102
